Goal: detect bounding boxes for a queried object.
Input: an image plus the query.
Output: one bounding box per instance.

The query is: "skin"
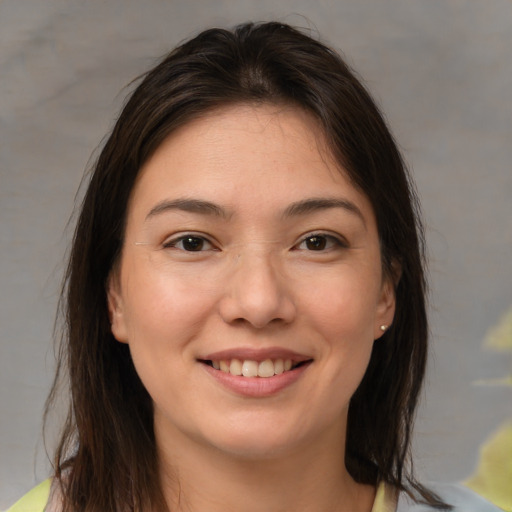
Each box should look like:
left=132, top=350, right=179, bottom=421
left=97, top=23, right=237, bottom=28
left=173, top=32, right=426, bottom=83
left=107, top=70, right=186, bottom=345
left=108, top=104, right=396, bottom=512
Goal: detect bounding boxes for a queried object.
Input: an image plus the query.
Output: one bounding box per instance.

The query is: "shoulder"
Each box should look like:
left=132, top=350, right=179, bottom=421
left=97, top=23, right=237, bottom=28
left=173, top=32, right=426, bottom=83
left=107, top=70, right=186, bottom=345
left=5, top=479, right=51, bottom=512
left=396, top=483, right=505, bottom=512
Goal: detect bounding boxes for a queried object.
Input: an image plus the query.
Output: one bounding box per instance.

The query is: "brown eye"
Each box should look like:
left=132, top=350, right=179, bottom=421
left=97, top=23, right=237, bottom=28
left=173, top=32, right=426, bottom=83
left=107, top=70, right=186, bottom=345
left=181, top=237, right=205, bottom=251
left=305, top=235, right=327, bottom=251
left=296, top=233, right=346, bottom=252
left=163, top=235, right=214, bottom=252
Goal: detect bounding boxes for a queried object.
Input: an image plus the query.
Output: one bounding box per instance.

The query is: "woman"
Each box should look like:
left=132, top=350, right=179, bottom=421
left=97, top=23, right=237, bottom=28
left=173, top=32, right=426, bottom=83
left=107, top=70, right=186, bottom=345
left=8, top=21, right=502, bottom=512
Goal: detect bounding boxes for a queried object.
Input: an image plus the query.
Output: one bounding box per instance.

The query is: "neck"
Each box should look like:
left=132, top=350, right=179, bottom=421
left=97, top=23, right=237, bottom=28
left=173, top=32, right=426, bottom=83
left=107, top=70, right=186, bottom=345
left=155, top=421, right=375, bottom=512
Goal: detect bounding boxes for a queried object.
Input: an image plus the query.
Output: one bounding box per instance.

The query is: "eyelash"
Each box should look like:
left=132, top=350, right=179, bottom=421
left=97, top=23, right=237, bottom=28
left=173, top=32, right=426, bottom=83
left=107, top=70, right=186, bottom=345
left=162, top=234, right=217, bottom=252
left=162, top=232, right=348, bottom=253
left=294, top=232, right=348, bottom=252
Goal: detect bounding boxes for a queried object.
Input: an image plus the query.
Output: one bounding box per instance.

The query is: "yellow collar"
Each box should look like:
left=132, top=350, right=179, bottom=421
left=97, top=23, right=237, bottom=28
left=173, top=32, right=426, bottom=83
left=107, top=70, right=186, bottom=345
left=372, top=481, right=398, bottom=512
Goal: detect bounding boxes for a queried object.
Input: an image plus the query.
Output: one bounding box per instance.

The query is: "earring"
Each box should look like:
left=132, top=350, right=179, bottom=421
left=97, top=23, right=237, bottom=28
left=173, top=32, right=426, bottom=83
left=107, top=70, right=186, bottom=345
left=380, top=325, right=388, bottom=332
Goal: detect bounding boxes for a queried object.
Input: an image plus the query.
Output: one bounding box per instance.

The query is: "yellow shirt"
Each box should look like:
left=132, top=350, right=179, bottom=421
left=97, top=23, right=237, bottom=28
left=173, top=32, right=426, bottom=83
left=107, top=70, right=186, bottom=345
left=6, top=479, right=503, bottom=512
left=5, top=479, right=51, bottom=512
left=5, top=479, right=396, bottom=512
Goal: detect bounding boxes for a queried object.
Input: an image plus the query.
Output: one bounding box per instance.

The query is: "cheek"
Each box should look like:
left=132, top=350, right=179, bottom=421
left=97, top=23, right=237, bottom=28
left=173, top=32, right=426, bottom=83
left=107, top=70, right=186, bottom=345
left=120, top=262, right=219, bottom=344
left=300, top=269, right=381, bottom=339
left=118, top=268, right=218, bottom=406
left=298, top=270, right=379, bottom=391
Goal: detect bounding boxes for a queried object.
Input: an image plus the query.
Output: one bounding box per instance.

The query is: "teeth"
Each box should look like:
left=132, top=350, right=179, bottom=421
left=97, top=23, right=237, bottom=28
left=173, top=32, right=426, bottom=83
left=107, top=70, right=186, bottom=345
left=242, top=360, right=258, bottom=377
left=229, top=359, right=243, bottom=376
left=257, top=359, right=274, bottom=378
left=212, top=358, right=297, bottom=377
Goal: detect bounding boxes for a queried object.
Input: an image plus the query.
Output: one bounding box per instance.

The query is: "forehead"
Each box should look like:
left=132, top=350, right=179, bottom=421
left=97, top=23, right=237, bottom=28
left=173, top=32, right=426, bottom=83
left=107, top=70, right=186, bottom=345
left=140, top=103, right=333, bottom=175
left=129, top=103, right=373, bottom=222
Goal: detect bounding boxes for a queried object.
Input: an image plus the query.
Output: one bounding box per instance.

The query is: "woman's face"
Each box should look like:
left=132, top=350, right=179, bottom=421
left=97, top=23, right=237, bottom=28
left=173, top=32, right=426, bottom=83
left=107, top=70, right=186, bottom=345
left=108, top=104, right=395, bottom=460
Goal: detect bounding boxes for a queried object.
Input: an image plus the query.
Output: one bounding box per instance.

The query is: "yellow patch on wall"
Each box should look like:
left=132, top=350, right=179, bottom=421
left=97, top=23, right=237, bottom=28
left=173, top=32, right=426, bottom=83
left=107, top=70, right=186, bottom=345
left=465, top=422, right=512, bottom=511
left=465, top=307, right=512, bottom=511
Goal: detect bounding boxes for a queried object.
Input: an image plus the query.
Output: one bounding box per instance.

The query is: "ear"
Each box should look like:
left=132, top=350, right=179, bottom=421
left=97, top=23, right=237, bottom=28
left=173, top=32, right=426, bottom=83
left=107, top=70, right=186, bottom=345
left=107, top=274, right=129, bottom=343
left=374, top=274, right=397, bottom=340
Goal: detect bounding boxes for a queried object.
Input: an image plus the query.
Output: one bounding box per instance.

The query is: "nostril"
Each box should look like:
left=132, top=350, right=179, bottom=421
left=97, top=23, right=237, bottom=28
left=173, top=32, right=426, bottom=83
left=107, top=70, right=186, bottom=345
left=218, top=266, right=297, bottom=328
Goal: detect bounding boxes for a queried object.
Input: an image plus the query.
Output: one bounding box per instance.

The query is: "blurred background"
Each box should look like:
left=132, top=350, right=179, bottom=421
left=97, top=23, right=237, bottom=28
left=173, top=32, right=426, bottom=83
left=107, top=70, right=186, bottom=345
left=1, top=0, right=511, bottom=509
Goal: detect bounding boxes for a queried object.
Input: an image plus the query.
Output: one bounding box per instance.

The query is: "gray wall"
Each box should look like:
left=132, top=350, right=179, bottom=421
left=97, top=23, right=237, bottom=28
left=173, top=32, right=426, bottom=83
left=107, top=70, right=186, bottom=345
left=1, top=0, right=511, bottom=507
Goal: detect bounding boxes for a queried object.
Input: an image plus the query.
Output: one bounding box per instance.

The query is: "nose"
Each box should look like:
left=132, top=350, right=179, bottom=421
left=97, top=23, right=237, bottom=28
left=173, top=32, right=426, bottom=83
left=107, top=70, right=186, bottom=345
left=218, top=251, right=296, bottom=328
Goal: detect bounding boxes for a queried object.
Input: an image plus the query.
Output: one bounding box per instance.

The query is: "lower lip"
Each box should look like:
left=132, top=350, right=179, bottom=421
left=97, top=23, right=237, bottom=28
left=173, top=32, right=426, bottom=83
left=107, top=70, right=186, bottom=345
left=201, top=362, right=311, bottom=398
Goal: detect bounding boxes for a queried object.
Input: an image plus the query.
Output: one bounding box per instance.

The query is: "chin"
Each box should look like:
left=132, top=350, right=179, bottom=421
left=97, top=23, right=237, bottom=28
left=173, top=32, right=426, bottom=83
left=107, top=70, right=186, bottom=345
left=201, top=421, right=307, bottom=461
left=213, top=437, right=299, bottom=461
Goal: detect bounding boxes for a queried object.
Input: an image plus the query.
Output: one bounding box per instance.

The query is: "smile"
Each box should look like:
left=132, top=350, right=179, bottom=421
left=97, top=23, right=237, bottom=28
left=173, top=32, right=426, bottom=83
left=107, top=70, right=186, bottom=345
left=198, top=348, right=313, bottom=397
left=203, top=358, right=308, bottom=378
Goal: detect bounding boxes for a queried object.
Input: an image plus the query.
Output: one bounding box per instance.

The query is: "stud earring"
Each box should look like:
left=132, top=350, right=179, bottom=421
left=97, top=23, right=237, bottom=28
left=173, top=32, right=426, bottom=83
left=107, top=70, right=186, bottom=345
left=380, top=325, right=388, bottom=332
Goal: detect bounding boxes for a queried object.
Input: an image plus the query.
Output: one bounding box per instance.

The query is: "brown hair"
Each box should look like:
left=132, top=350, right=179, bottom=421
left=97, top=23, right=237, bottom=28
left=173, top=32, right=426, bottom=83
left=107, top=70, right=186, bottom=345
left=47, top=21, right=449, bottom=511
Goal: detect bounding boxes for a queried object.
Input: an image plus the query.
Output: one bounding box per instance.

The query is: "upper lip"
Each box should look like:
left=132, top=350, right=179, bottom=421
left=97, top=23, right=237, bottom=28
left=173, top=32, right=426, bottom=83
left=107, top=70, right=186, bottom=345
left=200, top=347, right=312, bottom=363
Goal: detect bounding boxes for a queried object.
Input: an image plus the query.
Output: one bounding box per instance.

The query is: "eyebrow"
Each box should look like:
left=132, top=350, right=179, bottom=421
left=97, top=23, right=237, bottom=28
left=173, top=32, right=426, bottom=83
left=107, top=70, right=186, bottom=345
left=283, top=197, right=366, bottom=226
left=145, top=196, right=366, bottom=225
left=146, top=198, right=230, bottom=220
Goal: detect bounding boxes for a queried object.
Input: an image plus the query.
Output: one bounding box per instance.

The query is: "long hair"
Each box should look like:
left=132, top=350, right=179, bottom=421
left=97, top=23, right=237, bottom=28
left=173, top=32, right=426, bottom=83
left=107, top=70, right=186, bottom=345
left=46, top=21, right=447, bottom=511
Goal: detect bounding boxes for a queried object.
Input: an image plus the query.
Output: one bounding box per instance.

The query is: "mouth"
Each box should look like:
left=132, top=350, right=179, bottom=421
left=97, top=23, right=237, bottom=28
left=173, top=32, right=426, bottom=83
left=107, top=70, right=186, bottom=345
left=198, top=349, right=313, bottom=397
left=199, top=358, right=312, bottom=378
